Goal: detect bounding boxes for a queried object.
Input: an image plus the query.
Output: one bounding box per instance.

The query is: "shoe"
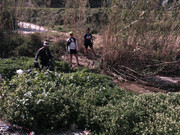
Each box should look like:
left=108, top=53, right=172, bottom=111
left=77, top=63, right=80, bottom=66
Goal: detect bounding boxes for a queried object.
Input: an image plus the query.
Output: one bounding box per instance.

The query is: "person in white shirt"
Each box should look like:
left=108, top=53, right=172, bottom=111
left=67, top=32, right=80, bottom=66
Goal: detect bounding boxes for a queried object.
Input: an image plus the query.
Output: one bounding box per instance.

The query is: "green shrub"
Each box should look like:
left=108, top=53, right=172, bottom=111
left=0, top=57, right=33, bottom=79
left=0, top=70, right=179, bottom=134
left=49, top=60, right=71, bottom=73
left=90, top=93, right=180, bottom=135
left=0, top=57, right=71, bottom=79
left=14, top=33, right=42, bottom=57
left=0, top=34, right=23, bottom=57
left=15, top=44, right=32, bottom=56
left=0, top=33, right=42, bottom=58
left=49, top=40, right=66, bottom=60
left=0, top=71, right=122, bottom=133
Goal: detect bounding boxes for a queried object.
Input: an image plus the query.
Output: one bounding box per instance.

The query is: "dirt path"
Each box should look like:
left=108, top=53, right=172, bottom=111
left=18, top=22, right=48, bottom=34
left=114, top=80, right=167, bottom=93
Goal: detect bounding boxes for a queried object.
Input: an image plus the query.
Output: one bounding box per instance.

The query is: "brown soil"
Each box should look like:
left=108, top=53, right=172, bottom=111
left=114, top=80, right=166, bottom=93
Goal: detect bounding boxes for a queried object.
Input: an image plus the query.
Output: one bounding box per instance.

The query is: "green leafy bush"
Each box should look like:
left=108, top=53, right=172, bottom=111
left=49, top=40, right=66, bottom=60
left=0, top=34, right=22, bottom=57
left=0, top=57, right=71, bottom=79
left=91, top=93, right=180, bottom=135
left=0, top=70, right=179, bottom=134
left=0, top=71, right=121, bottom=133
left=0, top=33, right=42, bottom=58
left=0, top=57, right=33, bottom=79
left=14, top=33, right=42, bottom=57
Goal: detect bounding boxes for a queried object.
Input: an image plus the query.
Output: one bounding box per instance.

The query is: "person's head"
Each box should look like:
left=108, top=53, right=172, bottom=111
left=43, top=40, right=50, bottom=48
left=87, top=28, right=90, bottom=33
left=69, top=31, right=74, bottom=37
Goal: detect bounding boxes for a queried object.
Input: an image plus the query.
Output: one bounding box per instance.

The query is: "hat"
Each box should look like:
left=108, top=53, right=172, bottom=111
left=69, top=31, right=73, bottom=35
left=43, top=41, right=50, bottom=46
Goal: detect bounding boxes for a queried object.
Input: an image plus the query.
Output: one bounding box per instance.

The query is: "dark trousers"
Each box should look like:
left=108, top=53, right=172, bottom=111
left=40, top=61, right=50, bottom=69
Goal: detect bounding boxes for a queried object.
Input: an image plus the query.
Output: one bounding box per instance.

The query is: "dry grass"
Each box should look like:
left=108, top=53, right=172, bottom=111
left=101, top=0, right=180, bottom=75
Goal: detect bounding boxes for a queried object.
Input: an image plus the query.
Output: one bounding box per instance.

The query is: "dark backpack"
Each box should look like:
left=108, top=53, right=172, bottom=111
left=67, top=38, right=76, bottom=46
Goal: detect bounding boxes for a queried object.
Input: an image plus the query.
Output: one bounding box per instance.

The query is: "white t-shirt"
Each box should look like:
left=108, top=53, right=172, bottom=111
left=67, top=37, right=79, bottom=51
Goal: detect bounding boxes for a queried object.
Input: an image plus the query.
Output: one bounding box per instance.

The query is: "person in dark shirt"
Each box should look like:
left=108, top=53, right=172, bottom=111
left=34, top=40, right=54, bottom=70
left=84, top=28, right=96, bottom=58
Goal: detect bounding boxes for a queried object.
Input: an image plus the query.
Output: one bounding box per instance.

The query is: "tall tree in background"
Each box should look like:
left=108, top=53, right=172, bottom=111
left=0, top=0, right=17, bottom=57
left=0, top=0, right=17, bottom=32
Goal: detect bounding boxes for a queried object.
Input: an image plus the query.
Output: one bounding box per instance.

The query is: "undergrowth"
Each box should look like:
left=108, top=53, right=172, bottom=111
left=101, top=0, right=180, bottom=75
left=0, top=69, right=179, bottom=134
left=0, top=57, right=71, bottom=79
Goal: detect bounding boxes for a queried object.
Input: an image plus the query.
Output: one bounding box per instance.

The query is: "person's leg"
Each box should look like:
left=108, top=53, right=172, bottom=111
left=90, top=46, right=96, bottom=56
left=74, top=53, right=79, bottom=65
left=69, top=54, right=72, bottom=66
left=45, top=61, right=50, bottom=70
left=84, top=48, right=87, bottom=57
left=84, top=45, right=88, bottom=57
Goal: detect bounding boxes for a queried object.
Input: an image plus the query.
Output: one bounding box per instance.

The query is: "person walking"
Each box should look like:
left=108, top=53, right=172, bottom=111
left=34, top=40, right=54, bottom=70
left=84, top=28, right=96, bottom=58
left=67, top=32, right=80, bottom=66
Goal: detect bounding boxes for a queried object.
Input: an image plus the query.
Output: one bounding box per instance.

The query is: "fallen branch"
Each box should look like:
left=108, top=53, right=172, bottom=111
left=146, top=60, right=180, bottom=68
left=112, top=68, right=147, bottom=84
left=119, top=65, right=143, bottom=77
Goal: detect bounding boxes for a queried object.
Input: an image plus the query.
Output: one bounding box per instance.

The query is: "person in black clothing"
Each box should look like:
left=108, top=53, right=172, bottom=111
left=34, top=40, right=54, bottom=70
left=84, top=28, right=96, bottom=58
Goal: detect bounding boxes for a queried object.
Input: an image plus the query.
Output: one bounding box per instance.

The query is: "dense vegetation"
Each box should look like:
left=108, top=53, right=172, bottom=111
left=0, top=33, right=42, bottom=58
left=0, top=57, right=71, bottom=79
left=0, top=59, right=179, bottom=134
left=100, top=0, right=180, bottom=75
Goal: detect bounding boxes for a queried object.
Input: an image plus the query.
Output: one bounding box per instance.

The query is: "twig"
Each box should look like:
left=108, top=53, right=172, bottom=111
left=146, top=61, right=180, bottom=68
left=112, top=68, right=147, bottom=84
left=119, top=65, right=143, bottom=77
left=121, top=20, right=139, bottom=31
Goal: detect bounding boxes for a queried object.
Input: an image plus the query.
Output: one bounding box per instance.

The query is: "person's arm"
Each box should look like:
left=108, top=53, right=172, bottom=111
left=35, top=49, right=40, bottom=62
left=67, top=38, right=70, bottom=51
left=84, top=34, right=86, bottom=44
left=90, top=33, right=94, bottom=44
left=75, top=40, right=79, bottom=51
